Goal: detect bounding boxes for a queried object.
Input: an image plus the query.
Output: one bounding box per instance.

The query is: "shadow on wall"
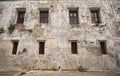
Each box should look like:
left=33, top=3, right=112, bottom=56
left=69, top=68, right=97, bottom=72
left=0, top=49, right=9, bottom=69
left=117, top=51, right=120, bottom=67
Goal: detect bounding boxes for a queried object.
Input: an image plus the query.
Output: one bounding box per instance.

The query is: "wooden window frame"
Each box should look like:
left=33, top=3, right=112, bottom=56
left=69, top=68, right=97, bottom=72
left=71, top=41, right=78, bottom=54
left=90, top=8, right=101, bottom=24
left=99, top=40, right=108, bottom=54
left=39, top=41, right=45, bottom=54
left=40, top=10, right=49, bottom=23
left=16, top=9, right=25, bottom=24
left=69, top=9, right=79, bottom=24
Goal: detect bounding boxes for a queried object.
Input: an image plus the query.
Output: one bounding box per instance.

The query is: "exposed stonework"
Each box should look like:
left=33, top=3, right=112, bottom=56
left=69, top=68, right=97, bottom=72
left=0, top=0, right=120, bottom=71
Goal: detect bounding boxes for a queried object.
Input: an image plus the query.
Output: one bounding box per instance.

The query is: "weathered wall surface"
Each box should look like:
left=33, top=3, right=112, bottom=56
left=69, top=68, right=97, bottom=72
left=0, top=0, right=120, bottom=71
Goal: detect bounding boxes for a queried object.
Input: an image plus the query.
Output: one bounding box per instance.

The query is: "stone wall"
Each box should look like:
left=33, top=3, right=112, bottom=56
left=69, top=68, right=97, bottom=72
left=0, top=0, right=120, bottom=71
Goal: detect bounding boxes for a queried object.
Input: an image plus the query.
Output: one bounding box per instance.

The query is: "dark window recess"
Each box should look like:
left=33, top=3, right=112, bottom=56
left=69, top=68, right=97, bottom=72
left=99, top=41, right=107, bottom=54
left=39, top=42, right=45, bottom=54
left=71, top=42, right=78, bottom=54
left=117, top=8, right=120, bottom=13
left=17, top=11, right=25, bottom=24
left=90, top=9, right=100, bottom=24
left=40, top=11, right=48, bottom=23
left=69, top=11, right=78, bottom=24
left=12, top=41, right=18, bottom=54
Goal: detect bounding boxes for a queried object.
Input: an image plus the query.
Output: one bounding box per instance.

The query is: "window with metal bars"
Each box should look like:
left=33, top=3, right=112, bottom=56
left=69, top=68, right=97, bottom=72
left=69, top=10, right=78, bottom=24
left=40, top=11, right=48, bottom=23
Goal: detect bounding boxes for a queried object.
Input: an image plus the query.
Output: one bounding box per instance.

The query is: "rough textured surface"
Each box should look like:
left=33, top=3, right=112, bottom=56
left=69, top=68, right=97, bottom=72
left=0, top=71, right=120, bottom=76
left=0, top=0, right=120, bottom=71
left=20, top=71, right=120, bottom=76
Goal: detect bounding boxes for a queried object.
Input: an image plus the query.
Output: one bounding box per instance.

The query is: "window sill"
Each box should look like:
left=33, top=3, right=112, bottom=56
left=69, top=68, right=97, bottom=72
left=15, top=23, right=25, bottom=27
left=15, top=24, right=25, bottom=31
left=38, top=54, right=44, bottom=55
left=70, top=23, right=80, bottom=26
left=16, top=23, right=24, bottom=25
left=101, top=54, right=109, bottom=56
left=38, top=54, right=44, bottom=57
left=71, top=53, right=78, bottom=55
left=91, top=23, right=106, bottom=27
left=12, top=54, right=17, bottom=56
left=40, top=23, right=49, bottom=24
left=71, top=54, right=78, bottom=56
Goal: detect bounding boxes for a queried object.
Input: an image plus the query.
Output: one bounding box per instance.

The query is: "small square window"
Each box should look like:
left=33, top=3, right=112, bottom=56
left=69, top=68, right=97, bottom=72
left=40, top=11, right=48, bottom=23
